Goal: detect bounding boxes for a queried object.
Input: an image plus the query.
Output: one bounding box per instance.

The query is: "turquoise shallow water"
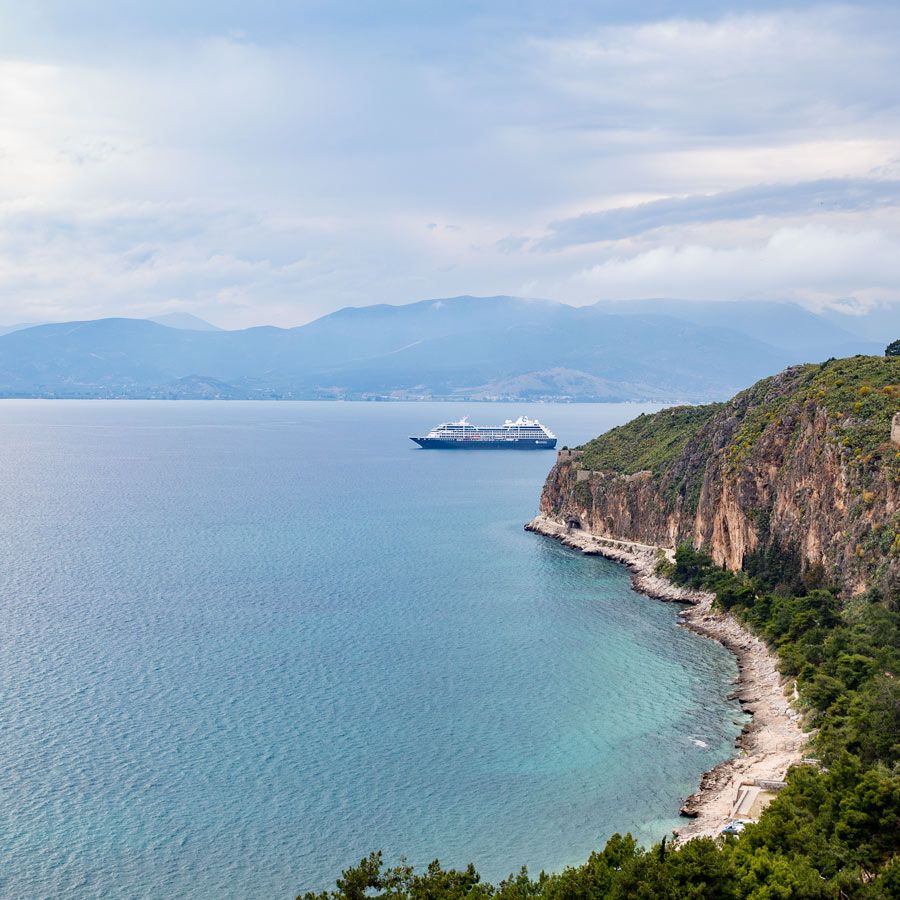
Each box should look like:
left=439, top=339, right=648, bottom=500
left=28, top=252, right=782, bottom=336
left=0, top=401, right=741, bottom=898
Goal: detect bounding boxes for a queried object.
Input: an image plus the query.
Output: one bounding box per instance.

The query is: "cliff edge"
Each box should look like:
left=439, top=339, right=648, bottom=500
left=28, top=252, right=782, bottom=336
left=540, top=355, right=899, bottom=596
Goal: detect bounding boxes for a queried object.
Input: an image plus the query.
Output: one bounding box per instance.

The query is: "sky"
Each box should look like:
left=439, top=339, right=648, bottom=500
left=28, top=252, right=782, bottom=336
left=1, top=1, right=899, bottom=328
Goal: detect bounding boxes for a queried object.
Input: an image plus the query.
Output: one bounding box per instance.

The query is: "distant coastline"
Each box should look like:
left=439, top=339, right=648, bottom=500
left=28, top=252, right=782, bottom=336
left=0, top=394, right=679, bottom=404
left=524, top=514, right=807, bottom=841
left=0, top=296, right=883, bottom=404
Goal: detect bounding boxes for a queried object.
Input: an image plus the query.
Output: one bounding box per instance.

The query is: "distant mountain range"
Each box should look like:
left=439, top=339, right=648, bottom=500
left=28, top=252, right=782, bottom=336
left=147, top=312, right=223, bottom=332
left=0, top=296, right=890, bottom=401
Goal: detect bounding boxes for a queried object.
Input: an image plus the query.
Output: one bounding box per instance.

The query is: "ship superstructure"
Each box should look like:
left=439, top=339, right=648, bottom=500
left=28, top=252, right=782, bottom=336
left=410, top=416, right=557, bottom=449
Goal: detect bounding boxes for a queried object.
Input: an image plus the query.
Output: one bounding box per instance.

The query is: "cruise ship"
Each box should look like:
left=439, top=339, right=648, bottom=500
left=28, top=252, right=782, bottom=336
left=410, top=416, right=557, bottom=449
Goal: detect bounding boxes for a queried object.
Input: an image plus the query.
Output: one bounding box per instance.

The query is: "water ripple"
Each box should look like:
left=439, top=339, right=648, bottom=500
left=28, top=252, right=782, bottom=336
left=0, top=401, right=739, bottom=898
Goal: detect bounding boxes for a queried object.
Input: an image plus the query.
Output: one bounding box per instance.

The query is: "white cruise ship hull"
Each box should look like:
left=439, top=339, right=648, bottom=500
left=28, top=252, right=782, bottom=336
left=410, top=436, right=556, bottom=449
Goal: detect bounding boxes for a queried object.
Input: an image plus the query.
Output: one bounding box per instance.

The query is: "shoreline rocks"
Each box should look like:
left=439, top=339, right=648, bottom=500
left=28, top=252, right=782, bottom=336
left=525, top=514, right=808, bottom=842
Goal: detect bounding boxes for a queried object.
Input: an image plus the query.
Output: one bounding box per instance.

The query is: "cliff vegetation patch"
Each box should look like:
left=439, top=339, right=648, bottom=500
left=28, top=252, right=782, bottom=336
left=727, top=356, right=900, bottom=480
left=578, top=403, right=723, bottom=476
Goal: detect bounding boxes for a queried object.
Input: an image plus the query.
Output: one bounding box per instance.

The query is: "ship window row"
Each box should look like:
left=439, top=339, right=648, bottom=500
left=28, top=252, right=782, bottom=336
left=431, top=429, right=549, bottom=438
left=433, top=428, right=547, bottom=432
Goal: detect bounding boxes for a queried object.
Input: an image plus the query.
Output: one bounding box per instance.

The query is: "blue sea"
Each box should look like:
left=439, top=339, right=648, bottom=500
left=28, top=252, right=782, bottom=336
left=0, top=401, right=741, bottom=898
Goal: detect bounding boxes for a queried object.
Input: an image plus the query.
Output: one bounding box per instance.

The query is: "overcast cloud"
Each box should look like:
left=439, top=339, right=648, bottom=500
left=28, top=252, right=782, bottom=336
left=0, top=1, right=899, bottom=326
left=538, top=179, right=900, bottom=248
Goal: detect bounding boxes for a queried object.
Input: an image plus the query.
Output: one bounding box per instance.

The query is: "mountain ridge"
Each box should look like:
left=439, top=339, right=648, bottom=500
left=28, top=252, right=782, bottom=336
left=0, top=296, right=887, bottom=401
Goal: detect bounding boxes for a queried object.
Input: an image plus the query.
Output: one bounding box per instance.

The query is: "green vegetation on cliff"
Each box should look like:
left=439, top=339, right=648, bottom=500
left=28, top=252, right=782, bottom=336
left=578, top=356, right=898, bottom=484
left=726, top=356, right=900, bottom=476
left=578, top=402, right=723, bottom=475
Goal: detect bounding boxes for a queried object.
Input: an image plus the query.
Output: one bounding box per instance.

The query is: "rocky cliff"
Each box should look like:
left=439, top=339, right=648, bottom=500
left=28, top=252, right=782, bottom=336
left=540, top=356, right=900, bottom=596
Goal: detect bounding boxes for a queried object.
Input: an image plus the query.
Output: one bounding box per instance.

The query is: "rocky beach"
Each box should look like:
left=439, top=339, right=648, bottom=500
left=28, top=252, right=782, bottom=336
left=525, top=514, right=808, bottom=842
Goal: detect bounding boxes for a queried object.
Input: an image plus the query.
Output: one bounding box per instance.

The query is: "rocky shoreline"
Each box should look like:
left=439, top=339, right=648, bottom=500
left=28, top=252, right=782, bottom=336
left=524, top=514, right=807, bottom=842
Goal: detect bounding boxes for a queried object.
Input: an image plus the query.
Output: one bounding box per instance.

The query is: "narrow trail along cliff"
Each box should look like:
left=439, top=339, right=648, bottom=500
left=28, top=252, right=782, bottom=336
left=528, top=355, right=899, bottom=838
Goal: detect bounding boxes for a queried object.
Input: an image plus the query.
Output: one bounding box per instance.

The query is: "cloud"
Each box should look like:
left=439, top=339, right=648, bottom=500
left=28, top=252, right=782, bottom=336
left=496, top=235, right=529, bottom=254
left=538, top=178, right=900, bottom=249
left=572, top=225, right=900, bottom=306
left=528, top=6, right=900, bottom=143
left=0, top=4, right=899, bottom=325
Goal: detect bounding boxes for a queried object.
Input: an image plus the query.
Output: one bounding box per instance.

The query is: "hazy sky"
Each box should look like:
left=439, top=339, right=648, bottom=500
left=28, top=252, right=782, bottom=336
left=1, top=1, right=900, bottom=327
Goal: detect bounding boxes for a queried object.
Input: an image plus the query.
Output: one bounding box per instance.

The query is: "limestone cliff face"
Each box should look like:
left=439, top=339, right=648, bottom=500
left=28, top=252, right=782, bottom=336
left=540, top=359, right=900, bottom=595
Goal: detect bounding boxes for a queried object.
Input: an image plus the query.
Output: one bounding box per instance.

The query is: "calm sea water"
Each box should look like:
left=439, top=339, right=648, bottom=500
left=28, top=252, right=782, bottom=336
left=0, top=401, right=741, bottom=898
